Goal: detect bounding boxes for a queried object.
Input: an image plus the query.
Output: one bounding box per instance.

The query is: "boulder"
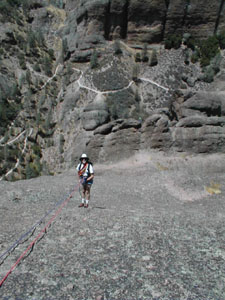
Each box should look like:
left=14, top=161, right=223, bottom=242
left=94, top=123, right=114, bottom=135
left=81, top=94, right=109, bottom=131
left=111, top=118, right=141, bottom=132
left=181, top=92, right=225, bottom=117
left=87, top=127, right=141, bottom=162
left=176, top=116, right=206, bottom=127
left=60, top=82, right=80, bottom=121
left=141, top=114, right=172, bottom=149
left=171, top=91, right=225, bottom=120
left=82, top=110, right=109, bottom=131
left=71, top=50, right=92, bottom=63
left=171, top=126, right=225, bottom=153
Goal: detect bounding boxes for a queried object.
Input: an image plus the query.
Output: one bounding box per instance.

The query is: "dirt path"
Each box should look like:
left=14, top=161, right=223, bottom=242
left=0, top=151, right=225, bottom=299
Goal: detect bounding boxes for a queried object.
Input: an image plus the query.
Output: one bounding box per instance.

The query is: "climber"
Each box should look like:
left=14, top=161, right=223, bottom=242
left=76, top=153, right=94, bottom=208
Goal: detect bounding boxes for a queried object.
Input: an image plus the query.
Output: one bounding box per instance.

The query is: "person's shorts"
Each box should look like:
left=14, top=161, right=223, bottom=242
left=81, top=177, right=93, bottom=186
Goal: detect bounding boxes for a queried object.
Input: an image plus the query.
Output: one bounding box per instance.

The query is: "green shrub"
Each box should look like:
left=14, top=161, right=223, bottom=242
left=200, top=35, right=220, bottom=67
left=217, top=30, right=225, bottom=49
left=35, top=30, right=46, bottom=48
left=15, top=33, right=25, bottom=49
left=135, top=52, right=141, bottom=62
left=149, top=49, right=158, bottom=67
left=132, top=64, right=140, bottom=81
left=113, top=39, right=122, bottom=55
left=211, top=53, right=222, bottom=74
left=62, top=38, right=68, bottom=61
left=141, top=43, right=149, bottom=62
left=0, top=1, right=11, bottom=16
left=184, top=48, right=190, bottom=65
left=202, top=66, right=215, bottom=83
left=34, top=63, right=41, bottom=72
left=183, top=34, right=197, bottom=51
left=90, top=49, right=98, bottom=69
left=27, top=30, right=38, bottom=49
left=32, top=144, right=42, bottom=157
left=48, top=49, right=55, bottom=60
left=0, top=48, right=4, bottom=56
left=59, top=134, right=65, bottom=154
left=165, top=34, right=182, bottom=49
left=50, top=0, right=64, bottom=8
left=0, top=92, right=18, bottom=128
left=191, top=49, right=200, bottom=63
left=26, top=70, right=32, bottom=85
left=0, top=0, right=30, bottom=22
left=25, top=162, right=40, bottom=179
left=18, top=53, right=26, bottom=69
left=42, top=55, right=53, bottom=76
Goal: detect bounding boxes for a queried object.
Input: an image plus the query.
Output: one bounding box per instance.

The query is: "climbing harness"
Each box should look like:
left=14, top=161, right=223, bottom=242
left=0, top=183, right=80, bottom=288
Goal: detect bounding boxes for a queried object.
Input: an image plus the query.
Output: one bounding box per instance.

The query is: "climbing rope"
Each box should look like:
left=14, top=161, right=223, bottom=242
left=0, top=182, right=80, bottom=288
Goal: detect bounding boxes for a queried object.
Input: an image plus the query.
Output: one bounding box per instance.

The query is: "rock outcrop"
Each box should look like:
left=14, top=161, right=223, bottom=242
left=140, top=90, right=225, bottom=153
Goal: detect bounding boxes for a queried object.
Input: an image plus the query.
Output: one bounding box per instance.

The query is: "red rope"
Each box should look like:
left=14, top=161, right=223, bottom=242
left=0, top=186, right=78, bottom=288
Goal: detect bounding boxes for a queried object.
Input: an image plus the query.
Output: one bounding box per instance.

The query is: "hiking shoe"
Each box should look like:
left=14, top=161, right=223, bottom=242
left=84, top=204, right=89, bottom=208
left=78, top=203, right=84, bottom=208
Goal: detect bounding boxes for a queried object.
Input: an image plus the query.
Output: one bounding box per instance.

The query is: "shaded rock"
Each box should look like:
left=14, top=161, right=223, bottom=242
left=127, top=0, right=167, bottom=43
left=87, top=127, right=141, bottom=162
left=172, top=91, right=225, bottom=120
left=118, top=118, right=142, bottom=130
left=82, top=94, right=109, bottom=131
left=176, top=116, right=206, bottom=127
left=112, top=118, right=141, bottom=132
left=177, top=116, right=225, bottom=128
left=71, top=50, right=92, bottom=63
left=103, top=128, right=141, bottom=161
left=94, top=123, right=114, bottom=135
left=171, top=126, right=225, bottom=153
left=141, top=114, right=172, bottom=150
left=86, top=134, right=105, bottom=162
left=142, top=114, right=162, bottom=129
left=0, top=23, right=17, bottom=44
left=60, top=82, right=80, bottom=121
left=82, top=110, right=109, bottom=131
left=206, top=117, right=225, bottom=126
left=181, top=92, right=225, bottom=117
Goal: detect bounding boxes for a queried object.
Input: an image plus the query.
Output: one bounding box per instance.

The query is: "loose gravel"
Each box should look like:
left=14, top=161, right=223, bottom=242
left=0, top=151, right=225, bottom=300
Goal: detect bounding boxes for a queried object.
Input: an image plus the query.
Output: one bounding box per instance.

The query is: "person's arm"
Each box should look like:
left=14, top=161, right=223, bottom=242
left=87, top=173, right=94, bottom=181
left=76, top=164, right=81, bottom=181
left=87, top=164, right=94, bottom=181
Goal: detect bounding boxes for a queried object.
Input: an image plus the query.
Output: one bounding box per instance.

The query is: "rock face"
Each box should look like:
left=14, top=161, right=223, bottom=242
left=86, top=118, right=141, bottom=162
left=164, top=0, right=224, bottom=38
left=140, top=90, right=225, bottom=153
left=64, top=0, right=225, bottom=55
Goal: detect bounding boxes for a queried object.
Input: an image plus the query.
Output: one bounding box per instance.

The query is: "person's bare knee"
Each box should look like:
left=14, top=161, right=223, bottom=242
left=86, top=188, right=90, bottom=200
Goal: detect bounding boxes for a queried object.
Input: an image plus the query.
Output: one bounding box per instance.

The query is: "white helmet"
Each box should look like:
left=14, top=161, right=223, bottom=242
left=80, top=153, right=88, bottom=160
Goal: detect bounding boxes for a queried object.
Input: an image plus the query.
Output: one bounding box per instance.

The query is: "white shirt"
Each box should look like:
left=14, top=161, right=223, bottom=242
left=76, top=163, right=94, bottom=177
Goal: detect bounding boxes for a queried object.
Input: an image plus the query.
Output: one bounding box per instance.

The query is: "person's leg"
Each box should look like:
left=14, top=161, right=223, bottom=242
left=78, top=184, right=85, bottom=207
left=84, top=184, right=91, bottom=207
